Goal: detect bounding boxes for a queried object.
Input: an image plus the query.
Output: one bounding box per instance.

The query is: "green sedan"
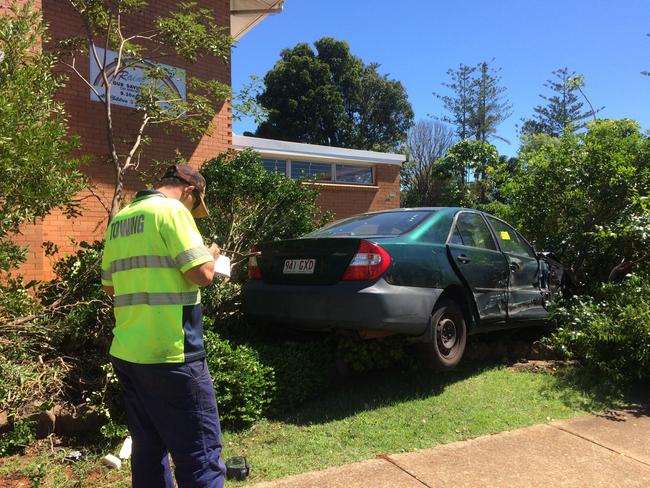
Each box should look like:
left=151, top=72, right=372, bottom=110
left=242, top=208, right=565, bottom=369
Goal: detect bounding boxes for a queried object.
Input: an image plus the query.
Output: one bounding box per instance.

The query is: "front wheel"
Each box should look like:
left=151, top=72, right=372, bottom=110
left=419, top=299, right=467, bottom=371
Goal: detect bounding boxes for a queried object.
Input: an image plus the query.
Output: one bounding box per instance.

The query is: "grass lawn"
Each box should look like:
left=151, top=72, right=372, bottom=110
left=0, top=363, right=625, bottom=487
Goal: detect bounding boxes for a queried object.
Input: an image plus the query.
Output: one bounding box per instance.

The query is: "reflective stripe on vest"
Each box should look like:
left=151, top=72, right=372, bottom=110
left=110, top=255, right=176, bottom=273
left=109, top=246, right=211, bottom=275
left=101, top=270, right=112, bottom=281
left=175, top=246, right=212, bottom=269
left=113, top=291, right=199, bottom=308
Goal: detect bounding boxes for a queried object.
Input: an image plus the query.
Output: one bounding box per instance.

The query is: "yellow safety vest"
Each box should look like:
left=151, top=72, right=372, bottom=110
left=101, top=190, right=213, bottom=364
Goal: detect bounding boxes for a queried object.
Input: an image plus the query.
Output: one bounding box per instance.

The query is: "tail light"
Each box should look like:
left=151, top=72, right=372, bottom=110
left=342, top=240, right=391, bottom=281
left=248, top=246, right=262, bottom=280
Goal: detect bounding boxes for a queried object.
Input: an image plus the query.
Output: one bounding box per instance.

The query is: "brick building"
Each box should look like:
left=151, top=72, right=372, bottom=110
left=8, top=0, right=403, bottom=281
left=234, top=135, right=403, bottom=219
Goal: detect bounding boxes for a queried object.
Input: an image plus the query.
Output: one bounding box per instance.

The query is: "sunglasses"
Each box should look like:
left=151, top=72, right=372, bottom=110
left=191, top=188, right=202, bottom=210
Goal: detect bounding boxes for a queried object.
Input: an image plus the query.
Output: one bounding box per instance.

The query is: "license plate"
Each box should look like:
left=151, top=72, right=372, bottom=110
left=283, top=259, right=316, bottom=274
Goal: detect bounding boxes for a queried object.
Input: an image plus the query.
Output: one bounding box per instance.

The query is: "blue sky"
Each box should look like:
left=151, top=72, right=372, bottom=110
left=232, top=0, right=650, bottom=156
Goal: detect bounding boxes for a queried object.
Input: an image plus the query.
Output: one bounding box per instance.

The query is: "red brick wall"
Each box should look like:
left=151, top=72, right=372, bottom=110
left=9, top=0, right=232, bottom=280
left=315, top=164, right=401, bottom=220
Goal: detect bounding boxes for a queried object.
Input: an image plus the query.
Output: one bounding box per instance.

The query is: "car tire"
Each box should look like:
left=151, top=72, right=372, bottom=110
left=420, top=299, right=467, bottom=371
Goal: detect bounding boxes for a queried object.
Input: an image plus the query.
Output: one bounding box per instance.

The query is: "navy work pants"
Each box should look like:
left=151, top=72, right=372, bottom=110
left=111, top=356, right=226, bottom=488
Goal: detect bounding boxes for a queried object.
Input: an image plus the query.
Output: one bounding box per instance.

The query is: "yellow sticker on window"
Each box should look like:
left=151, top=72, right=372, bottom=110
left=500, top=231, right=511, bottom=240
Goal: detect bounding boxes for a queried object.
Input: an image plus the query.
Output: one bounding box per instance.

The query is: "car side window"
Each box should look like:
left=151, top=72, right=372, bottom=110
left=449, top=226, right=464, bottom=245
left=487, top=216, right=536, bottom=258
left=451, top=213, right=497, bottom=251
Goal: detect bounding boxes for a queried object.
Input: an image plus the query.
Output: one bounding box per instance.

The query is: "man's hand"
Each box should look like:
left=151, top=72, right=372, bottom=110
left=208, top=243, right=221, bottom=260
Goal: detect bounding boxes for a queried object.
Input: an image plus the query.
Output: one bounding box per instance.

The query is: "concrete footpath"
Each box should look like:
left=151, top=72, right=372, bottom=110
left=249, top=407, right=650, bottom=487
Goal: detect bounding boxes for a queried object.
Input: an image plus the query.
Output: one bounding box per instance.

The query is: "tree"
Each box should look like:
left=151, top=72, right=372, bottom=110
left=434, top=63, right=476, bottom=140
left=255, top=37, right=414, bottom=151
left=0, top=2, right=85, bottom=272
left=440, top=139, right=500, bottom=207
left=401, top=120, right=456, bottom=207
left=59, top=0, right=234, bottom=219
left=434, top=60, right=511, bottom=143
left=520, top=68, right=598, bottom=137
left=355, top=64, right=416, bottom=151
left=497, top=119, right=650, bottom=284
left=472, top=61, right=512, bottom=143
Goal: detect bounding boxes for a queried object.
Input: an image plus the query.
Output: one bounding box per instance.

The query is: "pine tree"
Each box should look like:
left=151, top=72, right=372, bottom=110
left=434, top=63, right=477, bottom=140
left=434, top=60, right=511, bottom=143
left=520, top=68, right=597, bottom=137
left=472, top=61, right=512, bottom=143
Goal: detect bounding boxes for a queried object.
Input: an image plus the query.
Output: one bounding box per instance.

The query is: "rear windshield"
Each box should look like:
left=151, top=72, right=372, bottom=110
left=306, top=211, right=434, bottom=238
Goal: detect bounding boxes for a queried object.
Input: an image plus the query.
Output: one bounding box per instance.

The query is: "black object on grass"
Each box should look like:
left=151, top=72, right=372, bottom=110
left=225, top=456, right=250, bottom=481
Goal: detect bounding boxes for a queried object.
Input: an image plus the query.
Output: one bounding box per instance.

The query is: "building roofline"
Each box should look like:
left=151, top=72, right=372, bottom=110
left=232, top=134, right=406, bottom=166
left=230, top=0, right=285, bottom=40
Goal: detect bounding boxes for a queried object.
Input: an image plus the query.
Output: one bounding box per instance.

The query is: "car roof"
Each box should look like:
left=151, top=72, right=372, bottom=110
left=359, top=207, right=468, bottom=215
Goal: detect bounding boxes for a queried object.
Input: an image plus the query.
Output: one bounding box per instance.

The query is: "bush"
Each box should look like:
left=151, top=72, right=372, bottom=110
left=0, top=353, right=64, bottom=414
left=85, top=363, right=128, bottom=442
left=496, top=120, right=650, bottom=285
left=0, top=276, right=39, bottom=323
left=37, top=240, right=112, bottom=359
left=0, top=417, right=35, bottom=456
left=201, top=280, right=242, bottom=332
left=198, top=149, right=330, bottom=283
left=32, top=241, right=113, bottom=413
left=335, top=335, right=415, bottom=373
left=0, top=242, right=109, bottom=427
left=546, top=274, right=650, bottom=385
left=255, top=339, right=334, bottom=415
left=204, top=331, right=275, bottom=429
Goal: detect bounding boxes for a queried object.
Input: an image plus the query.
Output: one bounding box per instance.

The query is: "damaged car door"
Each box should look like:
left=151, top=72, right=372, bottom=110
left=446, top=211, right=509, bottom=324
left=486, top=216, right=547, bottom=323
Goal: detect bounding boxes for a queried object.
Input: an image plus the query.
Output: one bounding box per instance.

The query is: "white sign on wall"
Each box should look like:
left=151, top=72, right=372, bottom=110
left=89, top=46, right=186, bottom=109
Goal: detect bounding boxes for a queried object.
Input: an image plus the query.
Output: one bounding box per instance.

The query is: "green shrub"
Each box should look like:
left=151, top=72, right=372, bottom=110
left=495, top=120, right=650, bottom=284
left=335, top=335, right=415, bottom=373
left=37, top=240, right=112, bottom=359
left=85, top=363, right=128, bottom=442
left=204, top=331, right=275, bottom=428
left=255, top=340, right=334, bottom=415
left=198, top=148, right=330, bottom=283
left=33, top=241, right=112, bottom=420
left=547, top=274, right=650, bottom=385
left=0, top=242, right=114, bottom=440
left=0, top=357, right=47, bottom=413
left=201, top=280, right=242, bottom=331
left=0, top=276, right=39, bottom=323
left=0, top=417, right=35, bottom=456
left=0, top=345, right=67, bottom=427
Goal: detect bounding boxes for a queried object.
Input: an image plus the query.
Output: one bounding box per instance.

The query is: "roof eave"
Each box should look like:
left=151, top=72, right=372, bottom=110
left=233, top=134, right=407, bottom=166
left=230, top=0, right=285, bottom=40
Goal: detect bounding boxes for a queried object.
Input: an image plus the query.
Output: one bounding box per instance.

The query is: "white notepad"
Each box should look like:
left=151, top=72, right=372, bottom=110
left=214, top=255, right=231, bottom=278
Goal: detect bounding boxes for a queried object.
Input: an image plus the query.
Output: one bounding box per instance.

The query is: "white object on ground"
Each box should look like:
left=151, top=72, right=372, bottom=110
left=102, top=454, right=122, bottom=469
left=214, top=255, right=231, bottom=278
left=118, top=436, right=132, bottom=460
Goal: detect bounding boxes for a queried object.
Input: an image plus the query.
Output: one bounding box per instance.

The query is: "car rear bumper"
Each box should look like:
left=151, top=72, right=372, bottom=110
left=241, top=279, right=442, bottom=336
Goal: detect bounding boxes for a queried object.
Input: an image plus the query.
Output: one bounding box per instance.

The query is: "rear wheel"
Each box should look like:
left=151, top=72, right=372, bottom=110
left=420, top=299, right=467, bottom=370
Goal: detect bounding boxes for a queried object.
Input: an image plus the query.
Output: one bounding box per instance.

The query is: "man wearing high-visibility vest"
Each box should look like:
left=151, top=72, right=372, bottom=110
left=101, top=164, right=226, bottom=488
